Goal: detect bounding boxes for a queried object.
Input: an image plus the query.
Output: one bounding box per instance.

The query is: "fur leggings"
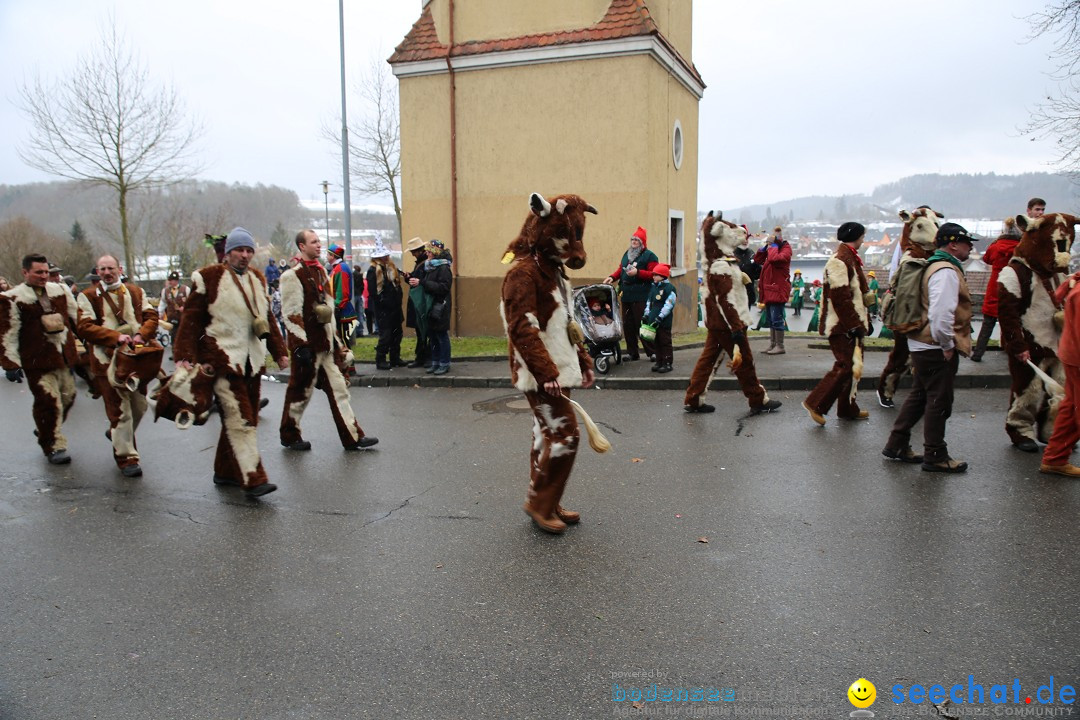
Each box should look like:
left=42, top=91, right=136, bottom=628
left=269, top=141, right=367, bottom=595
left=877, top=333, right=911, bottom=401
left=1005, top=353, right=1063, bottom=445
left=523, top=390, right=580, bottom=519
left=25, top=368, right=76, bottom=455
left=213, top=373, right=270, bottom=488
left=805, top=335, right=863, bottom=418
left=683, top=329, right=767, bottom=409
left=99, top=381, right=147, bottom=467
left=279, top=350, right=364, bottom=447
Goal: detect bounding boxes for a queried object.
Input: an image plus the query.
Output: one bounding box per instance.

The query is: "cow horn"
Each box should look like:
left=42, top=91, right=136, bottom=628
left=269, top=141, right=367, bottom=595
left=530, top=192, right=551, bottom=218
left=585, top=204, right=598, bottom=215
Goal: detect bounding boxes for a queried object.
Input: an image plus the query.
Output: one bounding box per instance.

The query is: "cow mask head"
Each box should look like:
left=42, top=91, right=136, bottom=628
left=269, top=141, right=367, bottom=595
left=898, top=206, right=944, bottom=256
left=504, top=192, right=597, bottom=270
left=1015, top=213, right=1080, bottom=276
left=701, top=211, right=746, bottom=263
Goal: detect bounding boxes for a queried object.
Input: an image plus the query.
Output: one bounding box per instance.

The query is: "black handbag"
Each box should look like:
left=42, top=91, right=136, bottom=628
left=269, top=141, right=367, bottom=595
left=429, top=299, right=447, bottom=323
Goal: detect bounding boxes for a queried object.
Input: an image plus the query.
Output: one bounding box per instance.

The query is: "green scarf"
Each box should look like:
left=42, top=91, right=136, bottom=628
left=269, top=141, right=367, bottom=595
left=927, top=249, right=965, bottom=275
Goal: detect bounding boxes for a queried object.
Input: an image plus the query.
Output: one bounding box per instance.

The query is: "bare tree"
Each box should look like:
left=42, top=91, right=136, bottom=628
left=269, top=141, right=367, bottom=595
left=17, top=17, right=203, bottom=277
left=323, top=55, right=402, bottom=241
left=1024, top=2, right=1080, bottom=178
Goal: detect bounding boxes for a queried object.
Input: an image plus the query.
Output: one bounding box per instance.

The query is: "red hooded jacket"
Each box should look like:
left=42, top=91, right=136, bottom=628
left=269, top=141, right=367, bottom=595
left=981, top=234, right=1020, bottom=317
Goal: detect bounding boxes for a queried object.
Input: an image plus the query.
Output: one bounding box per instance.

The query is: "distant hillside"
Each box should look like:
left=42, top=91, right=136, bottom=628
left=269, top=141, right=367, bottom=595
left=725, top=172, right=1079, bottom=228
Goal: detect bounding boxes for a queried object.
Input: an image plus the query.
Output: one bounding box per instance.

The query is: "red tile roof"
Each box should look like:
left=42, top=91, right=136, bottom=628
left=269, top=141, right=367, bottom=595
left=388, top=0, right=704, bottom=88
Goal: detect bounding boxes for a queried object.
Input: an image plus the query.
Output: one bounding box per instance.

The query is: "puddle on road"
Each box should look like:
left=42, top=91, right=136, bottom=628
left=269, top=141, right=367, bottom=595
left=472, top=394, right=531, bottom=414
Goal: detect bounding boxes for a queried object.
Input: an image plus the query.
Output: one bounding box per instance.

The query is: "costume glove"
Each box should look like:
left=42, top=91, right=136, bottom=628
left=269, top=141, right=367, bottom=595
left=6, top=368, right=23, bottom=383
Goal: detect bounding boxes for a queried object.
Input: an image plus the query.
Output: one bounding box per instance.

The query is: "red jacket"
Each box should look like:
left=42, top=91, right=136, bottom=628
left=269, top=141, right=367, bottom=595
left=981, top=235, right=1019, bottom=317
left=753, top=241, right=792, bottom=304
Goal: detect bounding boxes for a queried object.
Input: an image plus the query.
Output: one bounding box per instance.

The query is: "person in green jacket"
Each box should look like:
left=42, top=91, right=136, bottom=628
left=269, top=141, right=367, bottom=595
left=643, top=263, right=677, bottom=373
left=867, top=270, right=880, bottom=319
left=791, top=269, right=805, bottom=317
left=806, top=279, right=823, bottom=332
left=603, top=226, right=659, bottom=361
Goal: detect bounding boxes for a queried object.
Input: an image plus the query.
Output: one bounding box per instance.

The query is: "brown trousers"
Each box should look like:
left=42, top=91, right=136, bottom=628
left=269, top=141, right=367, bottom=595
left=683, top=329, right=767, bottom=410
left=99, top=380, right=147, bottom=467
left=886, top=349, right=959, bottom=463
left=805, top=335, right=863, bottom=418
left=214, top=373, right=270, bottom=488
left=25, top=368, right=76, bottom=455
left=877, top=333, right=911, bottom=401
left=524, top=390, right=580, bottom=518
left=280, top=350, right=364, bottom=447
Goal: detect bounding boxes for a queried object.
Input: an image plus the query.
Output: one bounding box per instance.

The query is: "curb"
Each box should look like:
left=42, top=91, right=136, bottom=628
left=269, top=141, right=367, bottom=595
left=271, top=370, right=1013, bottom=393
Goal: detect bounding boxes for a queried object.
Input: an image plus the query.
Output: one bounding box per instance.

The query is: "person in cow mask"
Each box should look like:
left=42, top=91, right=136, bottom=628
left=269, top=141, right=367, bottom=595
left=603, top=226, right=659, bottom=361
left=502, top=193, right=597, bottom=534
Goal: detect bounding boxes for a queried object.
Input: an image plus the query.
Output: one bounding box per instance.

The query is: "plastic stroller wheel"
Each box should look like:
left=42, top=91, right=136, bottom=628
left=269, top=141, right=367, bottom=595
left=594, top=355, right=610, bottom=374
left=157, top=333, right=171, bottom=348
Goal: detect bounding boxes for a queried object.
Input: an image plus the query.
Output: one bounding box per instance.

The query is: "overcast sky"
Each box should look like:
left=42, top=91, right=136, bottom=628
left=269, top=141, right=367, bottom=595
left=0, top=0, right=1068, bottom=212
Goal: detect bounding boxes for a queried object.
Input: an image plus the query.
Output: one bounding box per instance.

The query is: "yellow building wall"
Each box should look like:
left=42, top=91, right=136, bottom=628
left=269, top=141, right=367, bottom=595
left=427, top=0, right=610, bottom=45
left=398, top=8, right=700, bottom=335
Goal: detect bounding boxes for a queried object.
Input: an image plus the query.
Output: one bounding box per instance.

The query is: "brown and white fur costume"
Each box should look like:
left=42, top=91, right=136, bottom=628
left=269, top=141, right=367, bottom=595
left=278, top=260, right=368, bottom=447
left=174, top=264, right=287, bottom=488
left=0, top=281, right=79, bottom=457
left=877, top=207, right=943, bottom=403
left=996, top=213, right=1080, bottom=446
left=804, top=242, right=872, bottom=419
left=500, top=192, right=596, bottom=529
left=77, top=281, right=159, bottom=469
left=684, top=213, right=774, bottom=411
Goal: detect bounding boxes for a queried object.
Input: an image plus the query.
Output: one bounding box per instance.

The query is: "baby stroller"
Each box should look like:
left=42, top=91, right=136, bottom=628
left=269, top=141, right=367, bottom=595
left=573, top=283, right=624, bottom=374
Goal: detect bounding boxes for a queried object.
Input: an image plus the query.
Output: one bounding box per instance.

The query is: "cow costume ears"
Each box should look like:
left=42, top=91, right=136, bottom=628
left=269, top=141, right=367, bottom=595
left=530, top=192, right=599, bottom=217
left=530, top=193, right=552, bottom=217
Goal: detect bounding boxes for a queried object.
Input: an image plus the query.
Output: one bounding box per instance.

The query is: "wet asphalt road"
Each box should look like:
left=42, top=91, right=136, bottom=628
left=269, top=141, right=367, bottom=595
left=0, top=380, right=1078, bottom=719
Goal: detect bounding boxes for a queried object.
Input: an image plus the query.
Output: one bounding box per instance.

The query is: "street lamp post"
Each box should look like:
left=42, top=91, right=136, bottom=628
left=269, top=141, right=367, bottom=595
left=321, top=180, right=330, bottom=242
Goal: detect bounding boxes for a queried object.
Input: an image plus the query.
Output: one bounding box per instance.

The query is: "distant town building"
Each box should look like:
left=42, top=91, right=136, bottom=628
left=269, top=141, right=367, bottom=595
left=390, top=0, right=703, bottom=335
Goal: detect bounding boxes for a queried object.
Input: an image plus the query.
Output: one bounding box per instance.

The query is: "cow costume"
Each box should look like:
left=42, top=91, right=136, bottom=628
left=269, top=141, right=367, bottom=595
left=174, top=228, right=289, bottom=496
left=77, top=269, right=160, bottom=476
left=996, top=212, right=1080, bottom=451
left=877, top=206, right=944, bottom=407
left=684, top=212, right=780, bottom=415
left=0, top=269, right=79, bottom=464
left=803, top=222, right=874, bottom=424
left=279, top=230, right=376, bottom=452
left=500, top=193, right=597, bottom=535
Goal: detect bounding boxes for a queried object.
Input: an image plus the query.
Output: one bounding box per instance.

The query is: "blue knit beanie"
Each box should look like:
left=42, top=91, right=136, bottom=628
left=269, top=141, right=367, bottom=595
left=224, top=227, right=256, bottom=253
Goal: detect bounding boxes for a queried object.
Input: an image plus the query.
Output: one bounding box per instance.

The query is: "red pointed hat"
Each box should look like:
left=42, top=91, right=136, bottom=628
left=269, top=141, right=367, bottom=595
left=632, top=226, right=647, bottom=246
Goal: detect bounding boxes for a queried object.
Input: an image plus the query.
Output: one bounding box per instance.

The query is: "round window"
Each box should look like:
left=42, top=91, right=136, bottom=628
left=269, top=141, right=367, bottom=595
left=672, top=120, right=684, bottom=170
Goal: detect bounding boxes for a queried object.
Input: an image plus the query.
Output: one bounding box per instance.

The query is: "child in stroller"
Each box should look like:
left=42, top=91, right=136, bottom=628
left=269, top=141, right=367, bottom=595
left=573, top=284, right=624, bottom=374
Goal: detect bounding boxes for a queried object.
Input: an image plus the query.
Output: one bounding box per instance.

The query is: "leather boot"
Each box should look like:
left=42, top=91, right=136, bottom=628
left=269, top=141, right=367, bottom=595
left=375, top=354, right=391, bottom=371
left=765, top=328, right=777, bottom=354
left=765, top=329, right=786, bottom=354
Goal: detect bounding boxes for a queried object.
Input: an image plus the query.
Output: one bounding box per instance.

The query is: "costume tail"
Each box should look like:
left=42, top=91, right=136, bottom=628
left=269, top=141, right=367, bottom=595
left=564, top=395, right=611, bottom=453
left=850, top=343, right=864, bottom=404
left=727, top=344, right=743, bottom=373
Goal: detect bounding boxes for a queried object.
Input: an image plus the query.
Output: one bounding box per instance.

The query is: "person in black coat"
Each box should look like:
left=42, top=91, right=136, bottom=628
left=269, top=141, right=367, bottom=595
left=365, top=240, right=405, bottom=370
left=403, top=237, right=430, bottom=368
left=422, top=240, right=453, bottom=375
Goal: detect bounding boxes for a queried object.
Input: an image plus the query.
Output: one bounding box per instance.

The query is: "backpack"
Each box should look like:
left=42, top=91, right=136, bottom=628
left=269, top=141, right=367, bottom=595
left=880, top=256, right=929, bottom=333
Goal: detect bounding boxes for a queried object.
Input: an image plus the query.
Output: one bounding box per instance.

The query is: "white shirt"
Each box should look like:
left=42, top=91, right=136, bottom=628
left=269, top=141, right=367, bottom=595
left=908, top=266, right=960, bottom=353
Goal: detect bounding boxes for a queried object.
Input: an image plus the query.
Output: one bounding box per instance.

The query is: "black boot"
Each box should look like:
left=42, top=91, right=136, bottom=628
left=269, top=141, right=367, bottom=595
left=375, top=354, right=391, bottom=371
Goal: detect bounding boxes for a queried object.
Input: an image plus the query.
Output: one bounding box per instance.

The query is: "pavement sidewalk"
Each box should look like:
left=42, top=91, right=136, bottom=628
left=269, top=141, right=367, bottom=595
left=274, top=335, right=1012, bottom=393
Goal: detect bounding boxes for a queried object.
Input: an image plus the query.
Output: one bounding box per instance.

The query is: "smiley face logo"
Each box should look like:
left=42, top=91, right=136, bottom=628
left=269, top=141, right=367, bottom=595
left=848, top=678, right=876, bottom=708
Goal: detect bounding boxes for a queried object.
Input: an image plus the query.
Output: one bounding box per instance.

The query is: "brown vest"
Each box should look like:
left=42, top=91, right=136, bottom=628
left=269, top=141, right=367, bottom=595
left=912, top=261, right=973, bottom=356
